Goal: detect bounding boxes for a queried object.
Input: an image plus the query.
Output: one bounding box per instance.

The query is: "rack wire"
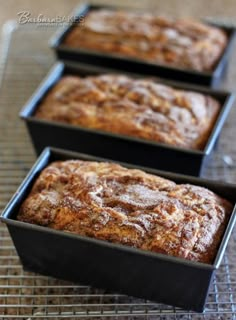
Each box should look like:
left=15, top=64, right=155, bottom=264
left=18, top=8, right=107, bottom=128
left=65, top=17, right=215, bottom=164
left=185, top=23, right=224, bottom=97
left=0, top=21, right=236, bottom=320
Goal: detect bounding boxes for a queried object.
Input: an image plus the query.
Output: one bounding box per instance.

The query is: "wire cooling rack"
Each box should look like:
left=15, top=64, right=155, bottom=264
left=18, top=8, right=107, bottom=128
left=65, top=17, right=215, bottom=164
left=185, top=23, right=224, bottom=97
left=0, top=21, right=236, bottom=320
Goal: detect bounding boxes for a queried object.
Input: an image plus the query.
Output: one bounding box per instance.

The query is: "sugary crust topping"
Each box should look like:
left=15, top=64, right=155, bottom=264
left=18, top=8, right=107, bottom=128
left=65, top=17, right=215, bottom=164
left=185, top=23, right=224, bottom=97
left=64, top=9, right=227, bottom=72
left=35, top=74, right=220, bottom=150
left=18, top=160, right=232, bottom=264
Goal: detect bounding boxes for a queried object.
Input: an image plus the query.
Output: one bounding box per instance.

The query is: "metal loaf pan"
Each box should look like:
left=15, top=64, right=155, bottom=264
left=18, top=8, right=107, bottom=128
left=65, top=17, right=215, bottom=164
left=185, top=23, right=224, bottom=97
left=20, top=61, right=235, bottom=176
left=50, top=3, right=236, bottom=88
left=1, top=147, right=236, bottom=312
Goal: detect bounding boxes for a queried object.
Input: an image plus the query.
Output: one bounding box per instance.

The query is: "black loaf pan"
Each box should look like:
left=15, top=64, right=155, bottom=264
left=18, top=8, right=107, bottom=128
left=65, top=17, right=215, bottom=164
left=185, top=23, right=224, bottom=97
left=50, top=3, right=236, bottom=88
left=1, top=147, right=236, bottom=312
left=20, top=61, right=235, bottom=176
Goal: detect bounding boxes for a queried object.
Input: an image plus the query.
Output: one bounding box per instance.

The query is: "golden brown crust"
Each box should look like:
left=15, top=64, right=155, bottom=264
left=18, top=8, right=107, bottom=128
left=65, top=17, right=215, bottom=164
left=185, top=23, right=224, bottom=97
left=64, top=9, right=227, bottom=72
left=18, top=160, right=232, bottom=264
left=35, top=74, right=220, bottom=150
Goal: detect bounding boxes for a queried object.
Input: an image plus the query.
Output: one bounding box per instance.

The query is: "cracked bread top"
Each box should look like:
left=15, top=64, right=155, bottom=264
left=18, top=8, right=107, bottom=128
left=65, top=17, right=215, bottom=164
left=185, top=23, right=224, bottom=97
left=35, top=74, right=220, bottom=150
left=63, top=9, right=227, bottom=72
left=18, top=160, right=232, bottom=264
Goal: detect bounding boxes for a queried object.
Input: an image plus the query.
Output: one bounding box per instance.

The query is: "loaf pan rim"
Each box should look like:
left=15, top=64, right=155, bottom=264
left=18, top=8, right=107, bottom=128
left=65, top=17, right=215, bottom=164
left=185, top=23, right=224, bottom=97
left=19, top=61, right=235, bottom=156
left=1, top=146, right=236, bottom=270
left=49, top=3, right=236, bottom=80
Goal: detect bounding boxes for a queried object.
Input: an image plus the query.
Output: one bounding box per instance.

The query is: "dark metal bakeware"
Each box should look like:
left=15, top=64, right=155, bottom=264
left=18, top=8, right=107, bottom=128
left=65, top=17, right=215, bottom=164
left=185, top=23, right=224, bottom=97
left=20, top=61, right=235, bottom=176
left=1, top=9, right=236, bottom=320
left=1, top=147, right=236, bottom=312
left=50, top=3, right=236, bottom=88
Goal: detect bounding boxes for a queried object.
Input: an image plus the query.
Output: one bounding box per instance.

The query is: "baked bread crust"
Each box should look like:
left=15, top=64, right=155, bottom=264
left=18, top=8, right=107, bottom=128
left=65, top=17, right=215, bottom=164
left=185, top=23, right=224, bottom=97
left=64, top=9, right=227, bottom=72
left=35, top=74, right=220, bottom=150
left=18, top=160, right=232, bottom=264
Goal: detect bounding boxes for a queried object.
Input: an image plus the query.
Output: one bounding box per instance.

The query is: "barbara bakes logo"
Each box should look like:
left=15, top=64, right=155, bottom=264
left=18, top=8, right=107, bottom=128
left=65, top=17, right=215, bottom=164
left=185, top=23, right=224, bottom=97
left=17, top=11, right=84, bottom=27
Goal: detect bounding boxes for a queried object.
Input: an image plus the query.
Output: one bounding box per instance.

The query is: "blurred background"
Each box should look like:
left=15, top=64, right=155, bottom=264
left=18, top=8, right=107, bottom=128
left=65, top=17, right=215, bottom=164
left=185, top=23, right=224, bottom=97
left=0, top=0, right=236, bottom=32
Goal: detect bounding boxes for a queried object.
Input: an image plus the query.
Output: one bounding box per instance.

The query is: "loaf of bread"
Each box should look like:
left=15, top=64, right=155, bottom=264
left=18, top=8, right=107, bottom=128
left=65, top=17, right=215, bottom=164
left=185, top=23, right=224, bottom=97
left=35, top=74, right=220, bottom=150
left=64, top=9, right=227, bottom=72
left=18, top=160, right=232, bottom=264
